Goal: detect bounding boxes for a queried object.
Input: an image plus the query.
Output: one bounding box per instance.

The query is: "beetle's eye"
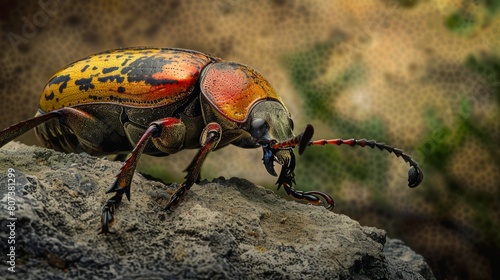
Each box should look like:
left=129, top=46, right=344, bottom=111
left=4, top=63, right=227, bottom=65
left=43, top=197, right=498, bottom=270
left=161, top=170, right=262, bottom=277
left=289, top=119, right=294, bottom=131
left=250, top=118, right=269, bottom=139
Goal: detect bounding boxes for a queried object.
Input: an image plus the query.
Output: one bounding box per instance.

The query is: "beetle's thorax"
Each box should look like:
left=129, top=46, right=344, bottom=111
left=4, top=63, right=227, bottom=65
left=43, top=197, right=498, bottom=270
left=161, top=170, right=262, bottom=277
left=199, top=61, right=284, bottom=123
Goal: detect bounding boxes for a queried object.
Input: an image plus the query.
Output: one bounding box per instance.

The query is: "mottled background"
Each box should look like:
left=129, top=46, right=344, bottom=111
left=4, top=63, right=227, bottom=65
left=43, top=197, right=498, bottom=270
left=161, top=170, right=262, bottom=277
left=0, top=1, right=498, bottom=279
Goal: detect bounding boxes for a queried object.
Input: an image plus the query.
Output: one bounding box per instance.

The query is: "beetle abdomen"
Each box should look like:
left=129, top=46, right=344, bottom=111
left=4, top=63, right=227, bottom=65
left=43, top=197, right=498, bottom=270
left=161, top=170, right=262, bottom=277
left=39, top=48, right=216, bottom=111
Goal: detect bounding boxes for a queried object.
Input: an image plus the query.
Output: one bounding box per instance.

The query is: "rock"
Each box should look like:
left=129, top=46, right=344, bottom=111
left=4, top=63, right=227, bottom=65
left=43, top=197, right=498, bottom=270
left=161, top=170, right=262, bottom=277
left=0, top=142, right=434, bottom=279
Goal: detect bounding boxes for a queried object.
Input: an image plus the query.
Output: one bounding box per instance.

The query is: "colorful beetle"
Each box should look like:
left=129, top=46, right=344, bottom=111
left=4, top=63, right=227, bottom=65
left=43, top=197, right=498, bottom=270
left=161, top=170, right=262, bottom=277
left=0, top=48, right=423, bottom=234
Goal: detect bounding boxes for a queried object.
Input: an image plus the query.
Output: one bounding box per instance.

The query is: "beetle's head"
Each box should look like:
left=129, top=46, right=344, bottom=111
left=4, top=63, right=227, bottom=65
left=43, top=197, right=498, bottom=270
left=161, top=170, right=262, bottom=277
left=247, top=100, right=294, bottom=146
left=245, top=100, right=301, bottom=186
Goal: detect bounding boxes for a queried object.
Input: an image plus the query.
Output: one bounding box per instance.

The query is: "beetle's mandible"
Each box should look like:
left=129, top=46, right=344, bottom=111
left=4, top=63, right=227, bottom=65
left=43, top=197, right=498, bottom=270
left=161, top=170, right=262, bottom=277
left=0, top=47, right=423, bottom=234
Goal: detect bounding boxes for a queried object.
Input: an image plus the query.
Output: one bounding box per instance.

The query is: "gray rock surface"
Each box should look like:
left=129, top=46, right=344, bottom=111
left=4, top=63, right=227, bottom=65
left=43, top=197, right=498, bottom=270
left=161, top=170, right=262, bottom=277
left=0, top=142, right=434, bottom=279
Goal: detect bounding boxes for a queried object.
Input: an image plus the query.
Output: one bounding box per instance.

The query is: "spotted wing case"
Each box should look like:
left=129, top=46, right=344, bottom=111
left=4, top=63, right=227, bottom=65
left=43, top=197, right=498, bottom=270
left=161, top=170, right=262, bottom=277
left=39, top=48, right=215, bottom=112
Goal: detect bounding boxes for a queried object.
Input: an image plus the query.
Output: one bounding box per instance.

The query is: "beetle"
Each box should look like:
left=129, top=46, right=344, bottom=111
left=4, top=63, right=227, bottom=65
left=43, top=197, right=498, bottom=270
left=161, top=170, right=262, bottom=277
left=0, top=47, right=423, bottom=234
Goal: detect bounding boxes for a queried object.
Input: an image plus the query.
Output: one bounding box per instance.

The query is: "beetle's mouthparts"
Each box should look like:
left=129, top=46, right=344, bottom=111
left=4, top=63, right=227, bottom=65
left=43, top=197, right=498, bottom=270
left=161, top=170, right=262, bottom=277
left=260, top=124, right=313, bottom=177
left=261, top=143, right=278, bottom=176
left=261, top=143, right=294, bottom=177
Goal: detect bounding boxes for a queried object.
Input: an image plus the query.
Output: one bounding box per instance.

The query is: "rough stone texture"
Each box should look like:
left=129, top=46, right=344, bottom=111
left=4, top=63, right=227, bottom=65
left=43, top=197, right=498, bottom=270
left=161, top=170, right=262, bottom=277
left=0, top=142, right=434, bottom=279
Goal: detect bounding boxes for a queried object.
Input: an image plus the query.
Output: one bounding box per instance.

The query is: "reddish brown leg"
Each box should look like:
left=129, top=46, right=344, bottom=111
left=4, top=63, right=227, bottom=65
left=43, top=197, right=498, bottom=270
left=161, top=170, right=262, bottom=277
left=165, top=122, right=222, bottom=210
left=0, top=107, right=101, bottom=148
left=0, top=112, right=59, bottom=147
left=100, top=117, right=183, bottom=234
left=281, top=183, right=335, bottom=210
left=0, top=108, right=118, bottom=154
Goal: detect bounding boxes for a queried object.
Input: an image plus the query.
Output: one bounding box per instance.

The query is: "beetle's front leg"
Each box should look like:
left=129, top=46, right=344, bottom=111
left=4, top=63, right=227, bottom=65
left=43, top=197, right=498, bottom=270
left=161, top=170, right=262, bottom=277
left=165, top=122, right=222, bottom=210
left=281, top=183, right=335, bottom=211
left=278, top=167, right=335, bottom=210
left=270, top=146, right=335, bottom=211
left=100, top=117, right=185, bottom=234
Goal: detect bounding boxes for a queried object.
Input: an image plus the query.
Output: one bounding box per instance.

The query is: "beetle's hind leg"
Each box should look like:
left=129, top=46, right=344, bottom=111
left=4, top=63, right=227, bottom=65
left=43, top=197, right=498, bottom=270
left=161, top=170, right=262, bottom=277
left=0, top=110, right=64, bottom=148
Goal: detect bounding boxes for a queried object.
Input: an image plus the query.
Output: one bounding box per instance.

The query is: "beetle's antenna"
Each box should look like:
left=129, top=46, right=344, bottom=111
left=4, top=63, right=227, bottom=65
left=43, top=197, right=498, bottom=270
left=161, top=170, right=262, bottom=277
left=271, top=124, right=314, bottom=154
left=307, top=138, right=423, bottom=188
left=272, top=124, right=423, bottom=188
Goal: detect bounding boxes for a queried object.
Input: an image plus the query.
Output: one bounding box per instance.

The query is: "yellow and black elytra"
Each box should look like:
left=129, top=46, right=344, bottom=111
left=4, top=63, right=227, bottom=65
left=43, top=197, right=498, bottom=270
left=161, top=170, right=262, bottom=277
left=40, top=48, right=214, bottom=111
left=0, top=47, right=423, bottom=234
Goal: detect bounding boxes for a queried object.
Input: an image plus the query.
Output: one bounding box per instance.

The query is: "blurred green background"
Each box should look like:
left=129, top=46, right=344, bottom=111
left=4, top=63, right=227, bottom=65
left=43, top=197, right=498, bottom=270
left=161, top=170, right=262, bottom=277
left=1, top=1, right=498, bottom=279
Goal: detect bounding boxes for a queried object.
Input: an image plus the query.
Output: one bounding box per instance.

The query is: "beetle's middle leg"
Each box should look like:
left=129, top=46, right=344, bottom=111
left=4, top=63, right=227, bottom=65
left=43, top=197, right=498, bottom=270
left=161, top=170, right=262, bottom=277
left=165, top=122, right=222, bottom=210
left=100, top=117, right=186, bottom=234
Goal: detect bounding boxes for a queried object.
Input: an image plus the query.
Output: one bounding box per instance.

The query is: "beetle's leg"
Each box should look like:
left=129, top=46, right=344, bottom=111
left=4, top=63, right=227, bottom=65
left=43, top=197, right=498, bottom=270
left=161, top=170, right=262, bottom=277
left=0, top=107, right=99, bottom=147
left=100, top=117, right=183, bottom=234
left=165, top=122, right=222, bottom=210
left=270, top=145, right=335, bottom=210
left=281, top=183, right=335, bottom=210
left=0, top=110, right=67, bottom=148
left=100, top=124, right=157, bottom=234
left=1, top=108, right=118, bottom=155
left=0, top=108, right=116, bottom=152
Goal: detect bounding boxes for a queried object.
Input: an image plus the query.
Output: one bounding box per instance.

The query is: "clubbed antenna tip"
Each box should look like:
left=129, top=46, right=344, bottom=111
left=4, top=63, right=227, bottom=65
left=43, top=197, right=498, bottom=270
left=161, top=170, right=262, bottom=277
left=408, top=165, right=423, bottom=188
